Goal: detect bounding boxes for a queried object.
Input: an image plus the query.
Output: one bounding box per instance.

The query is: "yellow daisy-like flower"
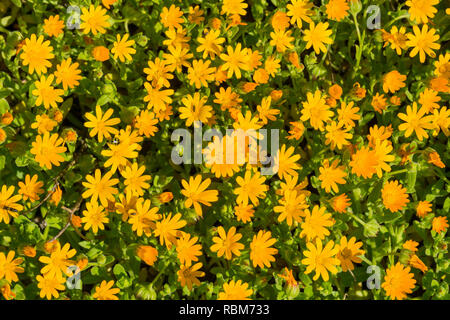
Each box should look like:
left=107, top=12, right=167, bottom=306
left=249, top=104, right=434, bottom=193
left=128, top=198, right=160, bottom=237
left=177, top=262, right=204, bottom=290
left=382, top=70, right=406, bottom=93
left=381, top=180, right=410, bottom=213
left=325, top=121, right=353, bottom=150
left=405, top=0, right=438, bottom=24
left=36, top=274, right=65, bottom=300
left=398, top=102, right=434, bottom=141
left=210, top=226, right=244, bottom=260
left=54, top=58, right=82, bottom=91
left=318, top=159, right=346, bottom=193
left=121, top=163, right=151, bottom=197
left=82, top=169, right=119, bottom=208
left=111, top=34, right=136, bottom=62
left=43, top=15, right=64, bottom=37
left=286, top=0, right=313, bottom=28
left=406, top=24, right=440, bottom=63
left=181, top=175, right=218, bottom=217
left=270, top=29, right=294, bottom=53
left=218, top=280, right=253, bottom=300
left=84, top=105, right=120, bottom=143
left=81, top=201, right=109, bottom=234
left=221, top=0, right=248, bottom=16
left=250, top=230, right=278, bottom=268
left=39, top=242, right=76, bottom=280
left=301, top=90, right=334, bottom=131
left=0, top=186, right=23, bottom=224
left=20, top=34, right=54, bottom=75
left=336, top=236, right=364, bottom=272
left=381, top=262, right=416, bottom=300
left=30, top=132, right=67, bottom=170
left=273, top=144, right=301, bottom=180
left=349, top=146, right=378, bottom=179
left=0, top=251, right=24, bottom=282
left=80, top=5, right=110, bottom=35
left=234, top=203, right=255, bottom=223
left=234, top=170, right=268, bottom=206
left=325, top=0, right=349, bottom=21
left=18, top=174, right=44, bottom=202
left=32, top=75, right=64, bottom=109
left=303, top=22, right=333, bottom=54
left=92, top=280, right=120, bottom=300
left=302, top=239, right=340, bottom=281
left=179, top=92, right=213, bottom=127
left=160, top=4, right=184, bottom=30
left=176, top=233, right=202, bottom=267
left=144, top=82, right=174, bottom=113
left=274, top=190, right=308, bottom=226
left=418, top=88, right=441, bottom=114
left=220, top=43, right=250, bottom=79
left=197, top=29, right=225, bottom=60
left=300, top=205, right=334, bottom=241
left=154, top=213, right=186, bottom=249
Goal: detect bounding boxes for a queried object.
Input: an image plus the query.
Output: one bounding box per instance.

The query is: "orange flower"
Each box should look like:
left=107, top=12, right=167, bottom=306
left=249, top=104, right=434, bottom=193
left=158, top=192, right=174, bottom=203
left=136, top=245, right=158, bottom=266
left=427, top=151, right=445, bottom=168
left=1, top=112, right=13, bottom=125
left=328, top=84, right=342, bottom=100
left=92, top=46, right=110, bottom=61
left=381, top=180, right=410, bottom=213
left=331, top=194, right=351, bottom=213
left=432, top=216, right=448, bottom=234
left=22, top=246, right=36, bottom=258
left=270, top=90, right=283, bottom=101
left=416, top=201, right=432, bottom=218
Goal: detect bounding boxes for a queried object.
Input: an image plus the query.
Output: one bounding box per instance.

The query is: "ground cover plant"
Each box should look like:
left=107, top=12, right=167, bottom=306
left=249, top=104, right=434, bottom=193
left=0, top=0, right=449, bottom=300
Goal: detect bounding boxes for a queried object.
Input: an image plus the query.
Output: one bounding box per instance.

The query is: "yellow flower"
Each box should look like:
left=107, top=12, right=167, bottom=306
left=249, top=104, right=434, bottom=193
left=92, top=280, right=120, bottom=300
left=30, top=132, right=67, bottom=170
left=80, top=5, right=110, bottom=35
left=432, top=216, right=448, bottom=234
left=408, top=255, right=428, bottom=273
left=121, top=163, right=151, bottom=197
left=92, top=46, right=110, bottom=61
left=144, top=57, right=173, bottom=88
left=181, top=175, right=218, bottom=217
left=301, top=90, right=334, bottom=131
left=82, top=169, right=119, bottom=207
left=398, top=102, right=434, bottom=141
left=177, top=262, right=204, bottom=290
left=101, top=136, right=140, bottom=173
left=188, top=5, right=204, bottom=24
left=197, top=29, right=225, bottom=60
left=300, top=205, right=334, bottom=241
left=220, top=43, right=250, bottom=79
left=371, top=92, right=387, bottom=113
left=382, top=180, right=410, bottom=213
left=318, top=159, right=346, bottom=193
left=326, top=0, right=349, bottom=21
left=218, top=280, right=253, bottom=300
left=402, top=240, right=419, bottom=252
left=406, top=0, right=438, bottom=24
left=135, top=110, right=158, bottom=138
left=234, top=203, right=255, bottom=223
left=20, top=34, right=54, bottom=75
left=336, top=236, right=364, bottom=272
left=406, top=24, right=440, bottom=63
left=382, top=70, right=406, bottom=93
left=373, top=139, right=395, bottom=178
left=32, top=75, right=64, bottom=109
left=264, top=55, right=280, bottom=77
left=128, top=198, right=160, bottom=237
left=286, top=0, right=313, bottom=28
left=144, top=82, right=174, bottom=113
left=271, top=11, right=290, bottom=31
left=349, top=146, right=378, bottom=179
left=115, top=193, right=138, bottom=221
left=234, top=170, right=268, bottom=206
left=160, top=4, right=184, bottom=30
left=337, top=101, right=360, bottom=128
left=325, top=121, right=352, bottom=150
left=54, top=58, right=82, bottom=91
left=386, top=26, right=408, bottom=55
left=273, top=144, right=301, bottom=180
left=434, top=53, right=450, bottom=79
left=43, top=15, right=64, bottom=37
left=274, top=190, right=308, bottom=226
left=18, top=174, right=44, bottom=202
left=176, top=233, right=202, bottom=267
left=288, top=121, right=305, bottom=140
left=1, top=283, right=15, bottom=300
left=36, top=274, right=65, bottom=300
left=163, top=45, right=193, bottom=72
left=81, top=201, right=109, bottom=234
left=381, top=262, right=416, bottom=300
left=302, top=239, right=340, bottom=281
left=221, top=0, right=248, bottom=16
left=211, top=226, right=244, bottom=260
left=331, top=193, right=351, bottom=213
left=102, top=0, right=117, bottom=9
left=418, top=88, right=441, bottom=114
left=257, top=96, right=279, bottom=125
left=203, top=135, right=241, bottom=178
left=136, top=245, right=158, bottom=266
left=39, top=242, right=76, bottom=280
left=250, top=230, right=278, bottom=268
left=111, top=34, right=136, bottom=62
left=179, top=92, right=213, bottom=127
left=303, top=22, right=333, bottom=54
left=154, top=213, right=186, bottom=249
left=0, top=251, right=24, bottom=282
left=270, top=29, right=294, bottom=53
left=84, top=105, right=120, bottom=143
